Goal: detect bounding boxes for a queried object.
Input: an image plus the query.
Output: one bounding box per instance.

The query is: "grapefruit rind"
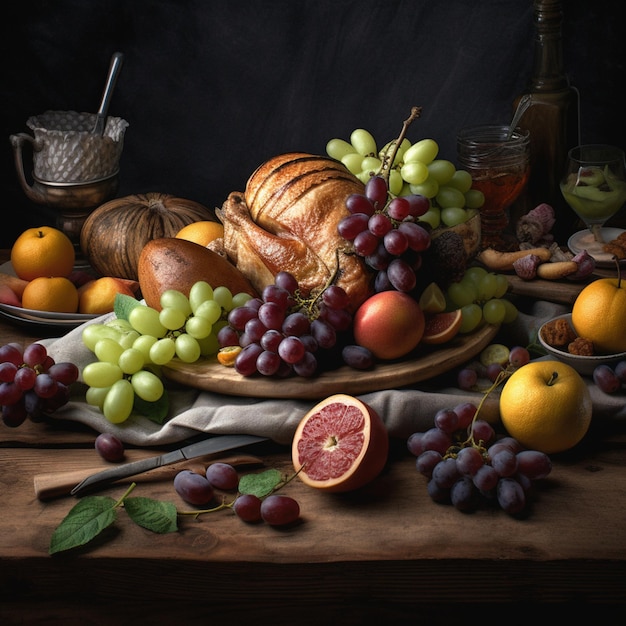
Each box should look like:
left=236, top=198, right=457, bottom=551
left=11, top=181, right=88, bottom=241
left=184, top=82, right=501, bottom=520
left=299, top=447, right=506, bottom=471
left=421, top=309, right=463, bottom=345
left=291, top=393, right=389, bottom=493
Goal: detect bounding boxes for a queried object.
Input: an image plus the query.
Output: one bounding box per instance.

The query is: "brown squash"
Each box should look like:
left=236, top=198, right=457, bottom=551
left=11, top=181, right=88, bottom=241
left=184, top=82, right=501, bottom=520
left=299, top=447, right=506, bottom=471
left=80, top=192, right=217, bottom=280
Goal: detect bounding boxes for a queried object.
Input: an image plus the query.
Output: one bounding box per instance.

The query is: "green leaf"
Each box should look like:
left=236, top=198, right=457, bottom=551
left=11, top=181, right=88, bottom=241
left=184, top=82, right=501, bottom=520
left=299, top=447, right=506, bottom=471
left=49, top=496, right=117, bottom=555
left=133, top=388, right=170, bottom=424
left=124, top=497, right=178, bottom=533
left=238, top=469, right=282, bottom=498
left=114, top=293, right=141, bottom=321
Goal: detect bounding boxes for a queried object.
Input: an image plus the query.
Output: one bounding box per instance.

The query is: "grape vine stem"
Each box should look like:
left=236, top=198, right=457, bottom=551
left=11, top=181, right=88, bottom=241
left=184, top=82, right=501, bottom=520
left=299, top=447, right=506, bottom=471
left=379, top=106, right=423, bottom=183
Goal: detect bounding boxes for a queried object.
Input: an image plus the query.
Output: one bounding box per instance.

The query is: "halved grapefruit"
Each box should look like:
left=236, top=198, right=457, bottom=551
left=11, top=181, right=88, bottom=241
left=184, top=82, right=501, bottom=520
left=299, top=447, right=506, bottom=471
left=421, top=309, right=463, bottom=345
left=291, top=394, right=389, bottom=493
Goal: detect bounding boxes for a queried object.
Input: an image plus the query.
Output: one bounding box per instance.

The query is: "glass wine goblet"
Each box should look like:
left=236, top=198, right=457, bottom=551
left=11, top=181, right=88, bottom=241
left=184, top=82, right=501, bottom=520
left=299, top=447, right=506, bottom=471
left=457, top=124, right=530, bottom=250
left=560, top=144, right=626, bottom=248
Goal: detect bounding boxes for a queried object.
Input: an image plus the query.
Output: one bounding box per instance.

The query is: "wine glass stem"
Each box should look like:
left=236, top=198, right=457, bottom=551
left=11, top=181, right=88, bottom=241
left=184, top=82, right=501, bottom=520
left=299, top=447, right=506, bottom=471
left=589, top=224, right=605, bottom=243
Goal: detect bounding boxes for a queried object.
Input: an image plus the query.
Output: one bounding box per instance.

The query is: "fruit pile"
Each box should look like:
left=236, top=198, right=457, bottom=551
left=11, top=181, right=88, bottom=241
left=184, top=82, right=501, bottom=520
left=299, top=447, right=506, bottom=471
left=217, top=271, right=374, bottom=376
left=327, top=126, right=485, bottom=230
left=82, top=282, right=252, bottom=423
left=407, top=400, right=552, bottom=515
left=0, top=342, right=78, bottom=427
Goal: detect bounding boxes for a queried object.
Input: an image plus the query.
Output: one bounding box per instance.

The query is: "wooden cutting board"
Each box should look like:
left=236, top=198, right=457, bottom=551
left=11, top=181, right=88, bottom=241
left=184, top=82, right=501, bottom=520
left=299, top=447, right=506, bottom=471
left=163, top=323, right=499, bottom=399
left=505, top=275, right=586, bottom=304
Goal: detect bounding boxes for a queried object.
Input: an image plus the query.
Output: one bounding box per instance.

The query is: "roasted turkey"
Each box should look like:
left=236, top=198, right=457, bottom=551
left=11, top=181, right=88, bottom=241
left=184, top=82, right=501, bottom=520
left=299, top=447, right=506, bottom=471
left=211, top=153, right=374, bottom=311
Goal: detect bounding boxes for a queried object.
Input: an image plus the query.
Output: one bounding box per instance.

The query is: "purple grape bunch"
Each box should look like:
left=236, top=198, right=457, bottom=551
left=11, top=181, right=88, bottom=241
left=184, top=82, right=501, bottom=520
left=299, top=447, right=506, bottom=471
left=337, top=175, right=431, bottom=293
left=0, top=342, right=79, bottom=428
left=407, top=401, right=552, bottom=515
left=217, top=271, right=374, bottom=378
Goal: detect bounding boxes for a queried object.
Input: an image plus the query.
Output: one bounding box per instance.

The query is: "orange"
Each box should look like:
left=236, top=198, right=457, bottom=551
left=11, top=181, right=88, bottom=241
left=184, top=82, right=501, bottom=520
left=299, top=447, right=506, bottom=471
left=571, top=277, right=626, bottom=353
left=10, top=226, right=75, bottom=281
left=421, top=309, right=462, bottom=345
left=78, top=277, right=137, bottom=315
left=499, top=360, right=592, bottom=454
left=418, top=282, right=446, bottom=313
left=291, top=393, right=389, bottom=493
left=21, top=276, right=79, bottom=313
left=175, top=221, right=224, bottom=247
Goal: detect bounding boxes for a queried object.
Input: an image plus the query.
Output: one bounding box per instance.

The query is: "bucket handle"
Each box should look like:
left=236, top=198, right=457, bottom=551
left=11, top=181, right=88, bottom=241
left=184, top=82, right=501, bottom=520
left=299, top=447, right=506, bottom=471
left=9, top=132, right=46, bottom=203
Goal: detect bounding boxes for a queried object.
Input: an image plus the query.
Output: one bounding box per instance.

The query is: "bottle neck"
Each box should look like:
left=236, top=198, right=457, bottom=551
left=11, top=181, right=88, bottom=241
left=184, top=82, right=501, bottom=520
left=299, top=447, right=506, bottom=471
left=530, top=0, right=569, bottom=93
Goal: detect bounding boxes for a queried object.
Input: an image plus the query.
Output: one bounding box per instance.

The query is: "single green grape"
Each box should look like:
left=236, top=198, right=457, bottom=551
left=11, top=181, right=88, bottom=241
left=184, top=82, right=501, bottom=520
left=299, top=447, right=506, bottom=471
left=149, top=337, right=176, bottom=365
left=232, top=292, right=253, bottom=309
left=447, top=169, right=473, bottom=194
left=130, top=369, right=164, bottom=402
left=436, top=185, right=466, bottom=210
left=185, top=315, right=213, bottom=339
left=117, top=329, right=141, bottom=350
left=106, top=318, right=135, bottom=334
left=427, top=160, right=455, bottom=185
left=464, top=189, right=486, bottom=209
left=350, top=128, right=377, bottom=156
left=86, top=385, right=110, bottom=409
left=459, top=303, right=483, bottom=333
left=103, top=379, right=134, bottom=424
left=400, top=161, right=429, bottom=185
left=326, top=137, right=356, bottom=161
left=402, top=138, right=439, bottom=165
left=83, top=361, right=124, bottom=388
left=189, top=281, right=214, bottom=312
left=502, top=299, right=519, bottom=323
left=175, top=333, right=202, bottom=363
left=463, top=266, right=488, bottom=287
left=448, top=281, right=477, bottom=308
left=341, top=153, right=363, bottom=175
left=388, top=169, right=404, bottom=196
left=482, top=298, right=507, bottom=325
left=160, top=289, right=192, bottom=317
left=118, top=347, right=145, bottom=375
left=132, top=334, right=158, bottom=361
left=440, top=207, right=468, bottom=227
left=493, top=274, right=509, bottom=298
left=418, top=207, right=441, bottom=230
left=477, top=273, right=498, bottom=301
left=82, top=324, right=121, bottom=352
left=94, top=337, right=125, bottom=365
left=197, top=332, right=220, bottom=356
left=213, top=286, right=233, bottom=311
left=159, top=306, right=187, bottom=331
left=194, top=299, right=222, bottom=324
left=129, top=305, right=167, bottom=338
left=361, top=155, right=382, bottom=174
left=409, top=177, right=439, bottom=199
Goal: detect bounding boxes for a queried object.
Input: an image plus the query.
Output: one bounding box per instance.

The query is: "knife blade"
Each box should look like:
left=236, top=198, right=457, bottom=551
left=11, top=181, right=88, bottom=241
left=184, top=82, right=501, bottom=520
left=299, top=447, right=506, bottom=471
left=70, top=434, right=268, bottom=497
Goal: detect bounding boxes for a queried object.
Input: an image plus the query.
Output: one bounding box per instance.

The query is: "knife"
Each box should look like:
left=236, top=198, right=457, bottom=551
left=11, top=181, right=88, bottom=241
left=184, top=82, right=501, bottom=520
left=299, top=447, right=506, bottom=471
left=69, top=434, right=268, bottom=497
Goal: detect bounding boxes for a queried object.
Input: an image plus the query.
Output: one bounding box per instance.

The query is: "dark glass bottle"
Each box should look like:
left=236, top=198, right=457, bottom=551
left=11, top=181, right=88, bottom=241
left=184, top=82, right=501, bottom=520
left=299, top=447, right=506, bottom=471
left=511, top=0, right=580, bottom=244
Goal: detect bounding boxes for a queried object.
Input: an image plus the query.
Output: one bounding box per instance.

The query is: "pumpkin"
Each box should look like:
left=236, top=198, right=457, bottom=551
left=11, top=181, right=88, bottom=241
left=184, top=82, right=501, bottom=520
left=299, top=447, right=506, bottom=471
left=80, top=192, right=217, bottom=280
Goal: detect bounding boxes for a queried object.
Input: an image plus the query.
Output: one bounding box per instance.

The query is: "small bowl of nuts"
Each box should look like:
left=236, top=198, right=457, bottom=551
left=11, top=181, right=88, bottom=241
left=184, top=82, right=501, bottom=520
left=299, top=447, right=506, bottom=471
left=538, top=313, right=626, bottom=376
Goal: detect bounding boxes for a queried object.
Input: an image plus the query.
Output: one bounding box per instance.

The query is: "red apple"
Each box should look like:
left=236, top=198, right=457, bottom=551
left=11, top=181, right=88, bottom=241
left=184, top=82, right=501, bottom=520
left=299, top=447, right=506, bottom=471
left=352, top=291, right=425, bottom=360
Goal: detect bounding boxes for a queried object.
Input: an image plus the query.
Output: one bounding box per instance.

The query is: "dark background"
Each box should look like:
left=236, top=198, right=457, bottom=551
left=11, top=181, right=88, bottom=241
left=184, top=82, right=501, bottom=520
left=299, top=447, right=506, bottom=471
left=2, top=0, right=624, bottom=249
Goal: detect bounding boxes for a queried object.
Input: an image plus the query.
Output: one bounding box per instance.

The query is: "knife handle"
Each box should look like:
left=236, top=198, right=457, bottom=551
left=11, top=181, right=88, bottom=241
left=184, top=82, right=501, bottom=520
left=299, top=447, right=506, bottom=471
left=34, top=454, right=263, bottom=500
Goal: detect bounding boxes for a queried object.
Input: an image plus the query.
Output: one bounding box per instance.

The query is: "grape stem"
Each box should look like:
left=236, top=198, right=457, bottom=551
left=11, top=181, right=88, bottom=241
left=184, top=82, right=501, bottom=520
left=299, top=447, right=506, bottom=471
left=379, top=106, right=423, bottom=183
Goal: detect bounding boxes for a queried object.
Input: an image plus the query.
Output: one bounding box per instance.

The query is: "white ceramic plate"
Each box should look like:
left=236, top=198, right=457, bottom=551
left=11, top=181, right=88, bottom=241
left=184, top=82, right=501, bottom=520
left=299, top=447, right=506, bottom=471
left=568, top=227, right=626, bottom=268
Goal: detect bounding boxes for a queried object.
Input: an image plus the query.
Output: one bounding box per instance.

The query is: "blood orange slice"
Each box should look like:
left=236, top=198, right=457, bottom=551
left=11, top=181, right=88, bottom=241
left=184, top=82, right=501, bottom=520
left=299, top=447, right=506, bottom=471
left=421, top=309, right=463, bottom=345
left=291, top=394, right=389, bottom=493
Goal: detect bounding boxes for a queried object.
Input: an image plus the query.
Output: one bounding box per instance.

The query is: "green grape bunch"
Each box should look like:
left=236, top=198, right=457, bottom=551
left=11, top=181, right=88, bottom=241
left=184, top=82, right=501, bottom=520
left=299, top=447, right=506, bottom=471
left=326, top=127, right=485, bottom=231
left=81, top=282, right=252, bottom=424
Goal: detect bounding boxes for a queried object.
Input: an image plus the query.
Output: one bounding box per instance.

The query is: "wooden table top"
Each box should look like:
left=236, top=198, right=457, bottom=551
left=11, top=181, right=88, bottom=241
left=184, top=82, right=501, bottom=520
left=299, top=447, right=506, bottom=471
left=1, top=252, right=625, bottom=624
